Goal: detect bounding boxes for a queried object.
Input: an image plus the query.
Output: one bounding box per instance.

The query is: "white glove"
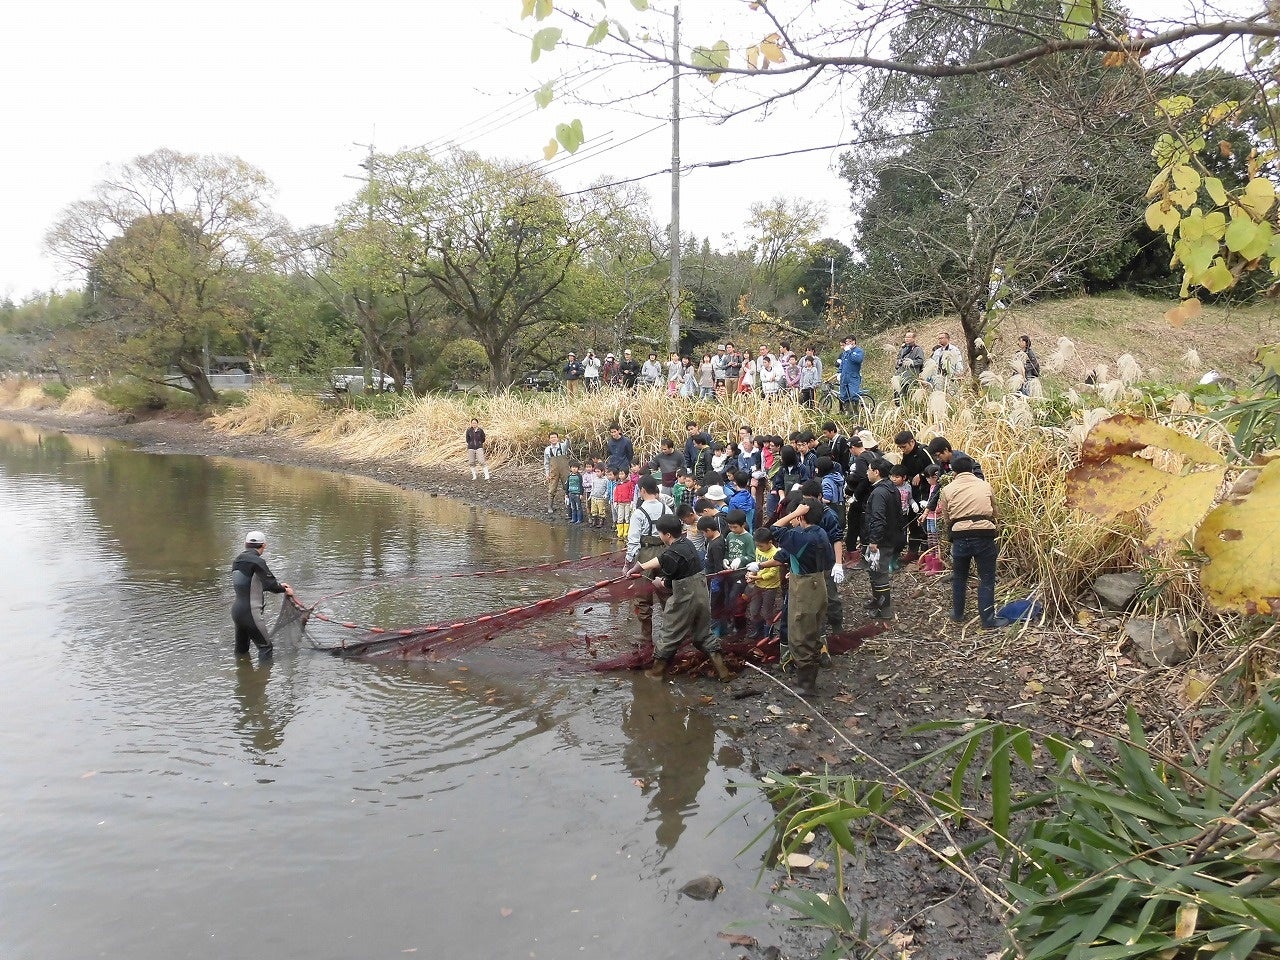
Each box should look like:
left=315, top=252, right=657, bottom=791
left=746, top=561, right=761, bottom=574
left=752, top=469, right=766, bottom=480
left=831, top=564, right=845, bottom=584
left=790, top=483, right=800, bottom=492
left=866, top=547, right=881, bottom=571
left=910, top=500, right=922, bottom=514
left=916, top=500, right=928, bottom=512
left=729, top=558, right=743, bottom=570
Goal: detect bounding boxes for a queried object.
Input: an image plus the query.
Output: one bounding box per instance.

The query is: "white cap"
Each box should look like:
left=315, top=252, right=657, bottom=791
left=858, top=430, right=878, bottom=449
left=703, top=485, right=728, bottom=502
left=245, top=530, right=266, bottom=547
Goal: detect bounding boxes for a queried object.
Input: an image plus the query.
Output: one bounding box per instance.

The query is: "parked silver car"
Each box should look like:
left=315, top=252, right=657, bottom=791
left=331, top=367, right=395, bottom=393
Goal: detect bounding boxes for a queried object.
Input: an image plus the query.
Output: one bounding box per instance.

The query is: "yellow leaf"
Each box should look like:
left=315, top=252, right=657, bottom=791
left=1145, top=166, right=1171, bottom=199
left=1194, top=459, right=1280, bottom=613
left=1240, top=177, right=1277, bottom=219
left=543, top=138, right=559, bottom=161
left=1203, top=210, right=1228, bottom=239
left=1171, top=164, right=1201, bottom=192
left=746, top=45, right=760, bottom=70
left=1200, top=257, right=1235, bottom=294
left=1144, top=201, right=1179, bottom=235
left=760, top=32, right=785, bottom=64
left=1176, top=902, right=1200, bottom=940
left=1067, top=456, right=1173, bottom=519
left=1204, top=176, right=1228, bottom=206
left=1169, top=188, right=1197, bottom=210
left=1202, top=100, right=1238, bottom=127
left=1079, top=414, right=1225, bottom=467
left=1182, top=673, right=1211, bottom=704
left=1145, top=467, right=1225, bottom=547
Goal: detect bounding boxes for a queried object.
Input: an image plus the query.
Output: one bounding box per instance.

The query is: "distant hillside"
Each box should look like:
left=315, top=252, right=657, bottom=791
left=868, top=292, right=1280, bottom=387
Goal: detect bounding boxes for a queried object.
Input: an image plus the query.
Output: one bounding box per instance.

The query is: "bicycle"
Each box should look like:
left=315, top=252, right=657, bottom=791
left=819, top=379, right=876, bottom=418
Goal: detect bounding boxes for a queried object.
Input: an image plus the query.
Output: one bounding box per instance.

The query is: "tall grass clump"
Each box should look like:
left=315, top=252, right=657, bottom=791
left=0, top=378, right=59, bottom=410
left=60, top=387, right=113, bottom=415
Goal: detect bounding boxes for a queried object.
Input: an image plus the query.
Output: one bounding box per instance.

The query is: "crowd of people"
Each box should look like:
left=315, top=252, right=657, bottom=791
left=553, top=329, right=1023, bottom=409
left=557, top=339, right=869, bottom=408
left=468, top=412, right=1007, bottom=696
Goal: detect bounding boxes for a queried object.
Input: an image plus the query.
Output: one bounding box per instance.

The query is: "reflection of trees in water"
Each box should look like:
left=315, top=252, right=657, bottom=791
left=232, top=657, right=298, bottom=764
left=620, top=679, right=717, bottom=857
left=0, top=424, right=580, bottom=601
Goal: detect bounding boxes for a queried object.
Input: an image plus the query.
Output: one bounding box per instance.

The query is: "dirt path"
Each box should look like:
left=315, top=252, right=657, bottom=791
left=3, top=405, right=1147, bottom=959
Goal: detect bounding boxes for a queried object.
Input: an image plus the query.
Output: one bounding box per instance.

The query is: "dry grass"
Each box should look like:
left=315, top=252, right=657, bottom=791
left=0, top=378, right=58, bottom=410
left=59, top=387, right=114, bottom=415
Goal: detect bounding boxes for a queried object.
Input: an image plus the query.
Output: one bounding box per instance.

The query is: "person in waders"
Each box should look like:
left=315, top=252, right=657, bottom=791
left=626, top=477, right=672, bottom=647
left=770, top=497, right=835, bottom=697
left=543, top=431, right=571, bottom=515
left=231, top=531, right=294, bottom=657
left=633, top=514, right=735, bottom=682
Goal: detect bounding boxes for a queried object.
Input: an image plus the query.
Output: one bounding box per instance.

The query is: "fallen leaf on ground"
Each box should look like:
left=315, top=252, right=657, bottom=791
left=717, top=933, right=758, bottom=947
left=499, top=907, right=513, bottom=917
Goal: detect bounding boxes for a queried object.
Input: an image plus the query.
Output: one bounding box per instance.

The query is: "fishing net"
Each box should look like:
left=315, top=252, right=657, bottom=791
left=278, top=548, right=886, bottom=674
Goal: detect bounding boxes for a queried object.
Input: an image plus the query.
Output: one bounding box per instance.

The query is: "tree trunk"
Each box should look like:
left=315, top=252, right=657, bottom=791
left=176, top=357, right=220, bottom=404
left=478, top=330, right=512, bottom=390
left=958, top=300, right=985, bottom=378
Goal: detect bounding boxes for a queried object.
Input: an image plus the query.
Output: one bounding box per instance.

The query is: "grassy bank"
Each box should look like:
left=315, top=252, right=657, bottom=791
left=200, top=383, right=1155, bottom=618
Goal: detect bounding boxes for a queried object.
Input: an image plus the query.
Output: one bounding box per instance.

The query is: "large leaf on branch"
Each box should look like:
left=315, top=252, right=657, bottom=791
left=1079, top=414, right=1225, bottom=467
left=1068, top=415, right=1228, bottom=550
left=1194, top=459, right=1280, bottom=614
left=1067, top=456, right=1173, bottom=518
left=1144, top=466, right=1225, bottom=548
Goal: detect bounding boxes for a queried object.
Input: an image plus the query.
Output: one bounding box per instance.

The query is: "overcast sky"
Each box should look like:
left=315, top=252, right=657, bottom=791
left=0, top=0, right=1252, bottom=301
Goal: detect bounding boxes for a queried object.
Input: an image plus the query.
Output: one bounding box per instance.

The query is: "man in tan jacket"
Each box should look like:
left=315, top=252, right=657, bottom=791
left=938, top=454, right=1009, bottom=629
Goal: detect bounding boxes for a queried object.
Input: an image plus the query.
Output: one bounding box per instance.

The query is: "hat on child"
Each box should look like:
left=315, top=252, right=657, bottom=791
left=703, top=485, right=728, bottom=502
left=858, top=429, right=879, bottom=449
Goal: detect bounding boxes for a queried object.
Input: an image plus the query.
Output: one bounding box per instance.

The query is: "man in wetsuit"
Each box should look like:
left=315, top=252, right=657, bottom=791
left=231, top=531, right=294, bottom=657
left=634, top=514, right=735, bottom=682
left=626, top=477, right=672, bottom=646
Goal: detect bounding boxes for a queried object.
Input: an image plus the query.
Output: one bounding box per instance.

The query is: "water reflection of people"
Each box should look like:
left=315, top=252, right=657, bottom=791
left=620, top=678, right=717, bottom=855
left=233, top=657, right=287, bottom=761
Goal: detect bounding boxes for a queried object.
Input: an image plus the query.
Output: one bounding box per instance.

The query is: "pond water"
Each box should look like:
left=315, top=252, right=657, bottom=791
left=0, top=421, right=786, bottom=960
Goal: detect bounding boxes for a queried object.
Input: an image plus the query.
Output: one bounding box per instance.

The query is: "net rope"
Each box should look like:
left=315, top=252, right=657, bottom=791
left=272, top=561, right=887, bottom=673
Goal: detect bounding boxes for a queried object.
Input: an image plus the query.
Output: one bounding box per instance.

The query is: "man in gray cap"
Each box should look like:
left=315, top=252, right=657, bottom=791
left=231, top=531, right=294, bottom=657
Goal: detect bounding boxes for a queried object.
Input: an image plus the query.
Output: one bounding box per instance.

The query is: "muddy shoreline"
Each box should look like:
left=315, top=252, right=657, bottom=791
left=3, top=405, right=1127, bottom=959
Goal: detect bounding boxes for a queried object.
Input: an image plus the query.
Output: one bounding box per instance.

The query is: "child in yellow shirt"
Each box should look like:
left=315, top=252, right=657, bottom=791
left=745, top=527, right=785, bottom=640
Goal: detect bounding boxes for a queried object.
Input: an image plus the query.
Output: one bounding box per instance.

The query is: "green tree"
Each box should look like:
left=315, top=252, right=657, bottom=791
left=844, top=6, right=1156, bottom=366
left=45, top=149, right=282, bottom=402
left=363, top=148, right=595, bottom=387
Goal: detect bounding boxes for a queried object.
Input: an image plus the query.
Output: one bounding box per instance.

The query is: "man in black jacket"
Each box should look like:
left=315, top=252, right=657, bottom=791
left=563, top=353, right=585, bottom=394
left=231, top=531, right=294, bottom=657
left=894, top=430, right=933, bottom=561
left=844, top=435, right=874, bottom=559
left=619, top=349, right=641, bottom=388
left=894, top=330, right=926, bottom=404
left=606, top=424, right=635, bottom=473
left=860, top=459, right=906, bottom=618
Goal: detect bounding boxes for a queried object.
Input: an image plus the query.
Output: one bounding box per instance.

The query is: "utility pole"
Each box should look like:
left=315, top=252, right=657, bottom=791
left=353, top=140, right=377, bottom=388
left=668, top=4, right=682, bottom=354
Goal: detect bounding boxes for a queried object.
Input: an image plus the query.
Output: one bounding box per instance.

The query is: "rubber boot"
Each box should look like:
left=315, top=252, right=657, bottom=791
left=708, top=652, right=736, bottom=682
left=863, top=595, right=880, bottom=611
left=471, top=468, right=478, bottom=480
left=615, top=522, right=625, bottom=538
left=644, top=658, right=668, bottom=679
left=483, top=467, right=490, bottom=480
left=621, top=523, right=630, bottom=539
left=794, top=665, right=819, bottom=697
left=872, top=590, right=893, bottom=620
